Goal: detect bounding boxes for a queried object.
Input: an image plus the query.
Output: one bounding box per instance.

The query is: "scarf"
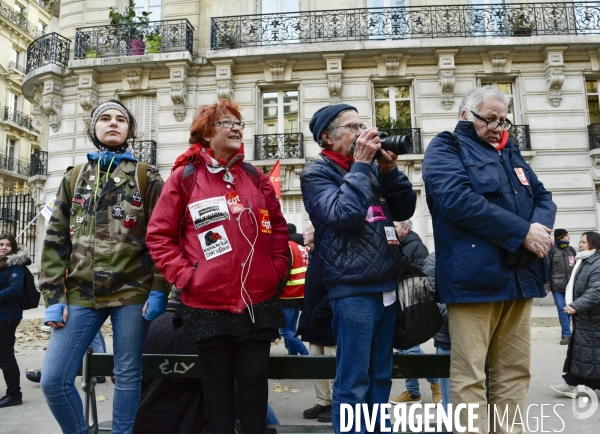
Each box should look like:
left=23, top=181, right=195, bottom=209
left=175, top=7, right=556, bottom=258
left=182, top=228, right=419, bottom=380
left=555, top=239, right=570, bottom=249
left=321, top=149, right=354, bottom=171
left=171, top=143, right=245, bottom=172
left=565, top=249, right=597, bottom=305
left=87, top=151, right=137, bottom=171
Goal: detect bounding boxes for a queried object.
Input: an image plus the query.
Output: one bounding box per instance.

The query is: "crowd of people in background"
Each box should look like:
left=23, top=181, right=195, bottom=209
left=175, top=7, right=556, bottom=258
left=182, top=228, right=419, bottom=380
left=0, top=86, right=599, bottom=434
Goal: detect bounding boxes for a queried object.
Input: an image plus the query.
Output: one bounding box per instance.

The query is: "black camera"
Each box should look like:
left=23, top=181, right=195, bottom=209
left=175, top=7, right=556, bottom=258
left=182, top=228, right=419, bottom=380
left=378, top=131, right=411, bottom=155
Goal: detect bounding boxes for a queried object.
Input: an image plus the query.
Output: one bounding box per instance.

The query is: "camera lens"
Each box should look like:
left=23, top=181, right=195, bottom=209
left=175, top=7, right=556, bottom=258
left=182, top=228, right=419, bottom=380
left=378, top=131, right=411, bottom=155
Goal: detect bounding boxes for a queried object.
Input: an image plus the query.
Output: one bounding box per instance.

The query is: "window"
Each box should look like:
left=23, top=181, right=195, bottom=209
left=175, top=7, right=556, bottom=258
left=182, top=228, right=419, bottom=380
left=374, top=85, right=413, bottom=128
left=368, top=0, right=408, bottom=40
left=38, top=21, right=47, bottom=35
left=261, top=1, right=300, bottom=45
left=7, top=139, right=16, bottom=160
left=479, top=80, right=517, bottom=124
left=13, top=3, right=24, bottom=14
left=121, top=95, right=157, bottom=141
left=281, top=196, right=305, bottom=234
left=134, top=0, right=162, bottom=20
left=262, top=90, right=299, bottom=135
left=11, top=49, right=21, bottom=68
left=7, top=92, right=19, bottom=113
left=586, top=80, right=600, bottom=124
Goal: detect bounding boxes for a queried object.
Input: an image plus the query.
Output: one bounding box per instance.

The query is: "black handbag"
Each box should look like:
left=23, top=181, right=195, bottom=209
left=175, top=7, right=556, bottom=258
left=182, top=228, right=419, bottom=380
left=393, top=261, right=443, bottom=350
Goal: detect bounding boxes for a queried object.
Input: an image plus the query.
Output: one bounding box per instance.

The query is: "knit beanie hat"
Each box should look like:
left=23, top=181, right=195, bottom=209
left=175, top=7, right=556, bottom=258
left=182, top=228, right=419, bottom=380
left=309, top=104, right=357, bottom=144
left=554, top=229, right=568, bottom=241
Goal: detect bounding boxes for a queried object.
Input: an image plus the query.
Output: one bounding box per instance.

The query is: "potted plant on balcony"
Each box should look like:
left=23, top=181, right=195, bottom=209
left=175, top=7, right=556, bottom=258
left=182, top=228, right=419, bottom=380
left=508, top=12, right=535, bottom=37
left=218, top=33, right=240, bottom=49
left=145, top=28, right=162, bottom=54
left=109, top=0, right=151, bottom=56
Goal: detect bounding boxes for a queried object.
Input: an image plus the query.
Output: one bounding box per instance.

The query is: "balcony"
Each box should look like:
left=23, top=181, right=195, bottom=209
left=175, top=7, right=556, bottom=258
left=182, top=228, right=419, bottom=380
left=509, top=125, right=531, bottom=151
left=74, top=20, right=194, bottom=59
left=33, top=0, right=52, bottom=12
left=0, top=1, right=44, bottom=39
left=3, top=107, right=40, bottom=134
left=211, top=1, right=600, bottom=49
left=131, top=140, right=157, bottom=166
left=26, top=32, right=71, bottom=74
left=254, top=133, right=304, bottom=160
left=0, top=155, right=30, bottom=177
left=8, top=61, right=25, bottom=74
left=379, top=128, right=422, bottom=154
left=30, top=150, right=48, bottom=176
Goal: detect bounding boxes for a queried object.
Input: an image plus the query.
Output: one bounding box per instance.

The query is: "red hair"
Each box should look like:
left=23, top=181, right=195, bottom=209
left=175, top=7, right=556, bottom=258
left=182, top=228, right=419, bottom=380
left=173, top=100, right=243, bottom=171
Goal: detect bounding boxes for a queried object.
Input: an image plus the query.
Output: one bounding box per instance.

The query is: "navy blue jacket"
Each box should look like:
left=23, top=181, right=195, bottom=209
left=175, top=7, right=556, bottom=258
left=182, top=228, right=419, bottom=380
left=300, top=155, right=416, bottom=300
left=0, top=248, right=30, bottom=322
left=423, top=122, right=556, bottom=303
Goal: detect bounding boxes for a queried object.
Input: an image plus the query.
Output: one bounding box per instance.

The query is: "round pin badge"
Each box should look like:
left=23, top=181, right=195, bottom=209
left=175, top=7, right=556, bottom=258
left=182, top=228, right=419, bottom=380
left=112, top=205, right=124, bottom=219
left=114, top=177, right=121, bottom=183
left=128, top=181, right=135, bottom=187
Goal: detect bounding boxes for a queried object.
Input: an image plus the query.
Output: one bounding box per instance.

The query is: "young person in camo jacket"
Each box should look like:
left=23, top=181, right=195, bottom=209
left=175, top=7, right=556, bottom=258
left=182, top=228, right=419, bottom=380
left=39, top=100, right=170, bottom=434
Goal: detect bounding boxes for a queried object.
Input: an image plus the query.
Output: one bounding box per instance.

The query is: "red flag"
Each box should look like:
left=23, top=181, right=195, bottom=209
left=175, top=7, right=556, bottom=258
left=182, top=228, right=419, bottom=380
left=268, top=160, right=281, bottom=200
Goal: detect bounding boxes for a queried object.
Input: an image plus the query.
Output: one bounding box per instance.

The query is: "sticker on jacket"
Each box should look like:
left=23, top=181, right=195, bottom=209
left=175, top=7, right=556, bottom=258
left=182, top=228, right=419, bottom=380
left=188, top=197, right=230, bottom=230
left=199, top=225, right=232, bottom=260
left=385, top=226, right=399, bottom=245
left=365, top=205, right=386, bottom=223
left=259, top=208, right=272, bottom=234
left=568, top=255, right=575, bottom=267
left=514, top=168, right=530, bottom=186
left=225, top=192, right=244, bottom=215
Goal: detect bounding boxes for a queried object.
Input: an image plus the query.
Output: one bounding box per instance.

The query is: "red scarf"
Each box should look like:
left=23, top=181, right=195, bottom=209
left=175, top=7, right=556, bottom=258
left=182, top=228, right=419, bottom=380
left=321, top=149, right=354, bottom=171
left=496, top=130, right=509, bottom=151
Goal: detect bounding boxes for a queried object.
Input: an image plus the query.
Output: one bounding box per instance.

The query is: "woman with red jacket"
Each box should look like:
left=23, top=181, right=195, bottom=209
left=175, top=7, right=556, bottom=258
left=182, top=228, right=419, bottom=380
left=146, top=99, right=288, bottom=434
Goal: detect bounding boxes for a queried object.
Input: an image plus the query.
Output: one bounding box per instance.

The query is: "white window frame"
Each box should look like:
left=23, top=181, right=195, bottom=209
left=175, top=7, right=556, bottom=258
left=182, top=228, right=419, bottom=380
left=373, top=83, right=415, bottom=128
left=6, top=138, right=17, bottom=161
left=134, top=0, right=162, bottom=20
left=261, top=89, right=299, bottom=135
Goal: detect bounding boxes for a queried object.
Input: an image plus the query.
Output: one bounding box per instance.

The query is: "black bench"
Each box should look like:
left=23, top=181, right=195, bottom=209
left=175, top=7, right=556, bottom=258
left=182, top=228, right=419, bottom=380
left=80, top=350, right=450, bottom=433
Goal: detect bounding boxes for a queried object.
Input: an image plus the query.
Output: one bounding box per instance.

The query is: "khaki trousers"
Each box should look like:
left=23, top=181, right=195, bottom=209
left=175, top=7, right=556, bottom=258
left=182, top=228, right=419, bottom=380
left=447, top=298, right=533, bottom=434
left=309, top=343, right=337, bottom=406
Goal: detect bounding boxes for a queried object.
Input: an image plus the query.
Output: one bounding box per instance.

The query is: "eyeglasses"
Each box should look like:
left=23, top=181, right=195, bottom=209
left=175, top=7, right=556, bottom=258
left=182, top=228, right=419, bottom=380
left=470, top=111, right=513, bottom=131
left=215, top=120, right=245, bottom=130
left=335, top=123, right=368, bottom=133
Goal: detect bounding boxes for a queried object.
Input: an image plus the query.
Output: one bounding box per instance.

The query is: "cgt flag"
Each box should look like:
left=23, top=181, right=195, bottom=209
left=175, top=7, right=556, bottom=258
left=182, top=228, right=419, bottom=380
left=268, top=160, right=281, bottom=201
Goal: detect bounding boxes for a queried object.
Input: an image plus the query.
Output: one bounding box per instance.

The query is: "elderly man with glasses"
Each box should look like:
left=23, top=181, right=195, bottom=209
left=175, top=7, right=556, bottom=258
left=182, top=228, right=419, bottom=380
left=300, top=104, right=416, bottom=433
left=423, top=86, right=556, bottom=432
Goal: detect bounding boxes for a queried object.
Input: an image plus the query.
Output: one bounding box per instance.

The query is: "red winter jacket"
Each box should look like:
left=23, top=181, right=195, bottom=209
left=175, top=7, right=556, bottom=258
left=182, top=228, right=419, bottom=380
left=146, top=151, right=289, bottom=313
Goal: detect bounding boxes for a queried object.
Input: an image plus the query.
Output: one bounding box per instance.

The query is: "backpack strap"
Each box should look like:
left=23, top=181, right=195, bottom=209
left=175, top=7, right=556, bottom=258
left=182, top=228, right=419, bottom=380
left=135, top=161, right=149, bottom=215
left=241, top=161, right=262, bottom=190
left=69, top=163, right=86, bottom=197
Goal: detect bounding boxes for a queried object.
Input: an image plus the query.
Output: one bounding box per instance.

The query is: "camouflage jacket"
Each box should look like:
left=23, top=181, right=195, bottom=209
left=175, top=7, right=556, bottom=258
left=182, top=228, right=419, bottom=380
left=40, top=159, right=169, bottom=309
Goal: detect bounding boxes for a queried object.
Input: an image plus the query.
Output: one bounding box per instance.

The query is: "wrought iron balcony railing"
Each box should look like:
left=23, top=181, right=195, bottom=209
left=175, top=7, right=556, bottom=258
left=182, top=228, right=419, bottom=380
left=3, top=107, right=40, bottom=134
left=588, top=123, right=600, bottom=150
left=0, top=155, right=31, bottom=177
left=0, top=1, right=44, bottom=39
left=33, top=0, right=52, bottom=12
left=211, top=1, right=600, bottom=49
left=379, top=128, right=422, bottom=154
left=508, top=125, right=531, bottom=151
left=254, top=133, right=304, bottom=160
left=74, top=19, right=194, bottom=59
left=30, top=150, right=48, bottom=176
left=8, top=61, right=25, bottom=74
left=26, top=32, right=71, bottom=74
left=131, top=140, right=157, bottom=166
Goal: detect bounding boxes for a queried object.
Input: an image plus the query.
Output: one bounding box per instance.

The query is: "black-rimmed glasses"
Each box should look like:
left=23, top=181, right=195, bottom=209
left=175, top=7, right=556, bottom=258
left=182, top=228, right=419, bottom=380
left=335, top=123, right=367, bottom=133
left=215, top=120, right=245, bottom=130
left=470, top=111, right=512, bottom=131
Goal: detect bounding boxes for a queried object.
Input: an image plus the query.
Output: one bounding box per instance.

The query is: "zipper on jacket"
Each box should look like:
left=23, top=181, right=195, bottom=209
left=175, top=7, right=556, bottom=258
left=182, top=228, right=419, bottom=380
left=117, top=193, right=122, bottom=237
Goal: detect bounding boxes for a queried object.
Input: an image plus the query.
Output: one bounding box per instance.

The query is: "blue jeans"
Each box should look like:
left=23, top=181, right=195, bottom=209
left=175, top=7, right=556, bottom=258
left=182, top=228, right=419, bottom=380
left=267, top=403, right=279, bottom=425
left=330, top=293, right=397, bottom=434
left=394, top=345, right=439, bottom=397
left=91, top=329, right=106, bottom=354
left=41, top=304, right=150, bottom=434
left=279, top=305, right=308, bottom=355
left=552, top=291, right=571, bottom=338
left=436, top=346, right=451, bottom=417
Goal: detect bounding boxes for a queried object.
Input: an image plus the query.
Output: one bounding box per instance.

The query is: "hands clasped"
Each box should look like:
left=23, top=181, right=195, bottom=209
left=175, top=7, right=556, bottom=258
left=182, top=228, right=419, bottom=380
left=522, top=223, right=553, bottom=258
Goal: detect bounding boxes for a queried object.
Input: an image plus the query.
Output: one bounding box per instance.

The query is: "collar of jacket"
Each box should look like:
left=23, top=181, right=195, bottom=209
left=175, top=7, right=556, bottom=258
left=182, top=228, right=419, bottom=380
left=1, top=247, right=31, bottom=269
left=454, top=121, right=513, bottom=153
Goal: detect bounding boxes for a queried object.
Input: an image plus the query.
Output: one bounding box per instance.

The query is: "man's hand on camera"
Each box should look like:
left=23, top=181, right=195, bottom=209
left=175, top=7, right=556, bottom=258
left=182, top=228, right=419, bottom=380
left=353, top=128, right=381, bottom=164
left=522, top=223, right=553, bottom=258
left=376, top=150, right=398, bottom=173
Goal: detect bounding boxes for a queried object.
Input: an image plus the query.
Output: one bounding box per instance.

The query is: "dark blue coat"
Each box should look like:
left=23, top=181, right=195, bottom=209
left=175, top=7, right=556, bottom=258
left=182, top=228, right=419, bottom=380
left=422, top=122, right=556, bottom=303
left=300, top=155, right=416, bottom=299
left=0, top=248, right=30, bottom=322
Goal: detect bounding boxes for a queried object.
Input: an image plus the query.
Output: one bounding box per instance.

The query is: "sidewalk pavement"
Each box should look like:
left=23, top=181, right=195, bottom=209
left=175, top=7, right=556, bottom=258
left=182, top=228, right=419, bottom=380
left=2, top=302, right=598, bottom=433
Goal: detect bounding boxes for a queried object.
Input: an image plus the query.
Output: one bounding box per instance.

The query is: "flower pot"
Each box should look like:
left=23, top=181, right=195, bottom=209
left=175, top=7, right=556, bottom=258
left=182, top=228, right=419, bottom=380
left=512, top=29, right=532, bottom=37
left=146, top=35, right=162, bottom=54
left=130, top=39, right=146, bottom=56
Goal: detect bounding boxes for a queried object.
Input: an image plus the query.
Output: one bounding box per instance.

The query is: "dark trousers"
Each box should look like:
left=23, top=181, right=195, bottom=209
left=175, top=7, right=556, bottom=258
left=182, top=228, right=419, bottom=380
left=196, top=339, right=270, bottom=434
left=0, top=320, right=21, bottom=399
